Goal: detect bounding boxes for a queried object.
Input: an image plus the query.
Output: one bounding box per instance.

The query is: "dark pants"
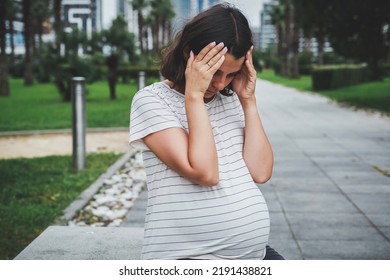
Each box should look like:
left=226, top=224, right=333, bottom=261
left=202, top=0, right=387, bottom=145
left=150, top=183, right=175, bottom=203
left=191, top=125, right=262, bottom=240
left=263, top=245, right=285, bottom=260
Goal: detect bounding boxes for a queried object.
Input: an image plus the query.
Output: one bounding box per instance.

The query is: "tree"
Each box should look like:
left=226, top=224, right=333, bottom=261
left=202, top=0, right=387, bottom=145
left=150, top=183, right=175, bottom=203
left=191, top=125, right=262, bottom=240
left=103, top=15, right=136, bottom=100
left=53, top=0, right=62, bottom=55
left=270, top=3, right=284, bottom=74
left=324, top=0, right=390, bottom=80
left=0, top=0, right=10, bottom=96
left=22, top=0, right=34, bottom=86
left=150, top=0, right=175, bottom=55
left=53, top=27, right=88, bottom=101
left=270, top=0, right=299, bottom=78
left=53, top=0, right=62, bottom=35
left=5, top=0, right=17, bottom=65
left=132, top=0, right=149, bottom=55
left=293, top=0, right=331, bottom=65
left=31, top=0, right=50, bottom=51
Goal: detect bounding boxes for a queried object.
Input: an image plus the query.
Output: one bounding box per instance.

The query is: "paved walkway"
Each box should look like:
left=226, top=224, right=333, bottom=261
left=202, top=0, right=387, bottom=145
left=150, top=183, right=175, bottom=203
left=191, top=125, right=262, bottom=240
left=122, top=79, right=390, bottom=260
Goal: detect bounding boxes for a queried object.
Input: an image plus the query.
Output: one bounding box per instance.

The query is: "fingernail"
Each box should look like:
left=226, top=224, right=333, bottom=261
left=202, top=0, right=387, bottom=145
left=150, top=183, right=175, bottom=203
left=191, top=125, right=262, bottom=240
left=210, top=41, right=216, bottom=46
left=218, top=42, right=224, bottom=47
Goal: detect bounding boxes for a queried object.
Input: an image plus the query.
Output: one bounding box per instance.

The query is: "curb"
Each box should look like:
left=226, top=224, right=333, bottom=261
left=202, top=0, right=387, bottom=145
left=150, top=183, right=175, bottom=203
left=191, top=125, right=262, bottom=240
left=56, top=150, right=134, bottom=225
left=0, top=127, right=129, bottom=137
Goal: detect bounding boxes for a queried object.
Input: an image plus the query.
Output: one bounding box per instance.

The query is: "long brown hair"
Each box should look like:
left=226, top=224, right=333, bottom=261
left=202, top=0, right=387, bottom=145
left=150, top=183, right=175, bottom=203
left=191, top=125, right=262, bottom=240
left=160, top=3, right=253, bottom=95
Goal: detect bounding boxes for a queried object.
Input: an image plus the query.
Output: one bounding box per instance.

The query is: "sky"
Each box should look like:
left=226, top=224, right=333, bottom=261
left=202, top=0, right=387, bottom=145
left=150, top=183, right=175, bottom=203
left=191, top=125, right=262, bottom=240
left=224, top=0, right=271, bottom=27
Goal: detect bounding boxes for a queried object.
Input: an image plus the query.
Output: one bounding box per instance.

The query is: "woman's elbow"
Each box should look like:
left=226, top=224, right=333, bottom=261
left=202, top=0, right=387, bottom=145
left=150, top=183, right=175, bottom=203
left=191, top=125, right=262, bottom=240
left=253, top=171, right=272, bottom=184
left=196, top=172, right=219, bottom=187
left=200, top=175, right=219, bottom=187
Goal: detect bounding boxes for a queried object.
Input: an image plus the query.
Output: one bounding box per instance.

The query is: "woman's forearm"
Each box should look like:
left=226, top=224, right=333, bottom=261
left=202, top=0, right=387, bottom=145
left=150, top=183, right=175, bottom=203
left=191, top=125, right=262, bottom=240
left=185, top=94, right=219, bottom=186
left=240, top=96, right=273, bottom=184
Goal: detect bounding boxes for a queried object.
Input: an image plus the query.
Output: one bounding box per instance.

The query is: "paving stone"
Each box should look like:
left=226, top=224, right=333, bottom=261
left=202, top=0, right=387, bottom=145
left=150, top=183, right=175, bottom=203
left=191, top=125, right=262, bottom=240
left=365, top=214, right=390, bottom=227
left=379, top=227, right=390, bottom=240
left=298, top=240, right=390, bottom=260
left=347, top=193, right=390, bottom=214
left=269, top=177, right=340, bottom=193
left=276, top=192, right=359, bottom=213
left=290, top=225, right=387, bottom=242
left=285, top=212, right=371, bottom=227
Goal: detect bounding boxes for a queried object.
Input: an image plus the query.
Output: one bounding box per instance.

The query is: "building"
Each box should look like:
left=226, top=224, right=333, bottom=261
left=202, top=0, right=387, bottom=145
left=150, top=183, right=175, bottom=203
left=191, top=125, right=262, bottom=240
left=259, top=0, right=332, bottom=55
left=6, top=0, right=224, bottom=54
left=259, top=0, right=277, bottom=52
left=170, top=0, right=221, bottom=32
left=62, top=0, right=132, bottom=34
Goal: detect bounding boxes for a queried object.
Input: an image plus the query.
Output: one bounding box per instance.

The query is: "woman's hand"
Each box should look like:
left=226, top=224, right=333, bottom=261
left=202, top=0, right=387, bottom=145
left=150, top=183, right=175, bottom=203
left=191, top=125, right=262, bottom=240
left=185, top=42, right=227, bottom=98
left=232, top=46, right=257, bottom=100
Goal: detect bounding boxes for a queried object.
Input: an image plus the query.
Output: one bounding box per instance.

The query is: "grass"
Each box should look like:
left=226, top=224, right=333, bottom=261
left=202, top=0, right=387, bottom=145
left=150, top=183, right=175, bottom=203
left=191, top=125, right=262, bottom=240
left=259, top=69, right=313, bottom=92
left=259, top=69, right=390, bottom=113
left=320, top=80, right=390, bottom=113
left=0, top=152, right=121, bottom=260
left=0, top=79, right=139, bottom=132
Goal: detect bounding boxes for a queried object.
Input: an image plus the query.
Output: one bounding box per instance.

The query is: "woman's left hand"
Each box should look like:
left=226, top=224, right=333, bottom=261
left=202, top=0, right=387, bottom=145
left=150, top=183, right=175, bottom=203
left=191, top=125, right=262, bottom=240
left=231, top=46, right=257, bottom=100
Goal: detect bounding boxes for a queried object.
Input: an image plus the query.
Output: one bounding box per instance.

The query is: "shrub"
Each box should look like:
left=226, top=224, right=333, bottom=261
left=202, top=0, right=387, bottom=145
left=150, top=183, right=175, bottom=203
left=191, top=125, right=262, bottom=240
left=312, top=64, right=369, bottom=90
left=8, top=55, right=24, bottom=78
left=381, top=63, right=390, bottom=77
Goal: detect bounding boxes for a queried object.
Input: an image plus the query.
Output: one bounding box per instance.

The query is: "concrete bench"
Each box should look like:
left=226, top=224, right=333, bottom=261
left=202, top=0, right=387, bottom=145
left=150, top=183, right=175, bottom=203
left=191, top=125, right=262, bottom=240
left=15, top=226, right=144, bottom=260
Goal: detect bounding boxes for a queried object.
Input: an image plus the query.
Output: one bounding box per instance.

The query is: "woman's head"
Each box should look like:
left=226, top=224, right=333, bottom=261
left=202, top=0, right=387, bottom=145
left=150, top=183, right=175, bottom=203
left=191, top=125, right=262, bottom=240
left=161, top=3, right=253, bottom=90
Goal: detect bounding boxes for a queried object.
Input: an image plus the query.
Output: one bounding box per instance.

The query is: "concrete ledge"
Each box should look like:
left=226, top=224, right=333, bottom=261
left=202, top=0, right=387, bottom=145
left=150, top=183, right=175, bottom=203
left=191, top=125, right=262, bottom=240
left=15, top=226, right=143, bottom=260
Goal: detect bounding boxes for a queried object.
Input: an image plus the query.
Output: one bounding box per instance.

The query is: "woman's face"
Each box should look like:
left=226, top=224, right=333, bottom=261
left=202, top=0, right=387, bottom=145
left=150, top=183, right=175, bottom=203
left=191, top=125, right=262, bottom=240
left=204, top=53, right=245, bottom=102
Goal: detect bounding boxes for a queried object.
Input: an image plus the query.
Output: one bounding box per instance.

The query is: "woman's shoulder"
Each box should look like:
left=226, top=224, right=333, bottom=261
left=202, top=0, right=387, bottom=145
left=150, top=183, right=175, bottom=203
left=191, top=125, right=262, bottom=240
left=133, top=81, right=181, bottom=102
left=131, top=81, right=185, bottom=113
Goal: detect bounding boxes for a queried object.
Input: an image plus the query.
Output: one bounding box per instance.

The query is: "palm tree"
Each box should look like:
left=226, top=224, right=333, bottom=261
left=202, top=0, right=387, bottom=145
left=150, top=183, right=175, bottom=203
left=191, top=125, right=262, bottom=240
left=157, top=0, right=175, bottom=47
left=293, top=0, right=327, bottom=65
left=270, top=3, right=285, bottom=75
left=5, top=0, right=17, bottom=66
left=31, top=0, right=50, bottom=51
left=0, top=0, right=10, bottom=96
left=271, top=0, right=299, bottom=78
left=53, top=0, right=62, bottom=54
left=22, top=0, right=34, bottom=86
left=150, top=0, right=175, bottom=55
left=132, top=0, right=149, bottom=54
left=103, top=15, right=136, bottom=100
left=53, top=0, right=62, bottom=33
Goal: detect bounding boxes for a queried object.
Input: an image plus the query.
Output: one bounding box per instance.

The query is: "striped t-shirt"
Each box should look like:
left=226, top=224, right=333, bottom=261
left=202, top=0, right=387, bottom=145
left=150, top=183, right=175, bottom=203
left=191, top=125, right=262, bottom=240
left=129, top=81, right=270, bottom=259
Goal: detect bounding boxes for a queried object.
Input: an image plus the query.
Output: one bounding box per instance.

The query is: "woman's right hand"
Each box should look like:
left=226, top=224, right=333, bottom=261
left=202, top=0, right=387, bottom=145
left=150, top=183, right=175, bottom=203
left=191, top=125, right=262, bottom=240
left=184, top=42, right=227, bottom=98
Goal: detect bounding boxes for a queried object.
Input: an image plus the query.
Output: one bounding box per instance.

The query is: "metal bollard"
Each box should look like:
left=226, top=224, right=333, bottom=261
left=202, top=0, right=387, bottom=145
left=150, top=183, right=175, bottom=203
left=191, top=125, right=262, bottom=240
left=71, top=77, right=86, bottom=170
left=137, top=71, right=145, bottom=90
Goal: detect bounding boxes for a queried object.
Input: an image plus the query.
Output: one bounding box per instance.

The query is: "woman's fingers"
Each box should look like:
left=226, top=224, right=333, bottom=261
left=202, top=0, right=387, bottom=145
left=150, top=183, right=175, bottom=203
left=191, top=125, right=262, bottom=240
left=206, top=46, right=227, bottom=70
left=195, top=42, right=226, bottom=70
left=248, top=46, right=254, bottom=63
left=201, top=42, right=225, bottom=65
left=186, top=50, right=194, bottom=69
left=196, top=42, right=217, bottom=61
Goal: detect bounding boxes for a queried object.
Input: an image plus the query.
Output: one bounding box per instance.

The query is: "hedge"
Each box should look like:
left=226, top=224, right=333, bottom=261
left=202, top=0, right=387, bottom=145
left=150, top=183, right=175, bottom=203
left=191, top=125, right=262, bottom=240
left=312, top=64, right=368, bottom=90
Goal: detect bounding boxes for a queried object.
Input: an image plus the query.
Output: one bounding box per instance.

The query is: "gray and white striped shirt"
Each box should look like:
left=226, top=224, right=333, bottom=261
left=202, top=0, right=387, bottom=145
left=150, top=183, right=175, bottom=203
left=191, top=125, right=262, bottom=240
left=129, top=81, right=270, bottom=259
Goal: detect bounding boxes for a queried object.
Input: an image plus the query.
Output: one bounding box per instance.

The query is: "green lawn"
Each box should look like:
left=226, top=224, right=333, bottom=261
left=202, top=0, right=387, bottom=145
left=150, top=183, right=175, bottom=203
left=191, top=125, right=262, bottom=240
left=0, top=153, right=121, bottom=260
left=259, top=69, right=390, bottom=113
left=320, top=80, right=390, bottom=113
left=0, top=79, right=139, bottom=132
left=259, top=69, right=313, bottom=92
